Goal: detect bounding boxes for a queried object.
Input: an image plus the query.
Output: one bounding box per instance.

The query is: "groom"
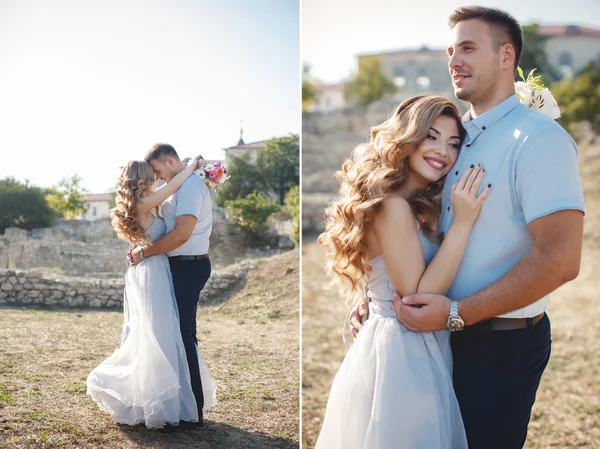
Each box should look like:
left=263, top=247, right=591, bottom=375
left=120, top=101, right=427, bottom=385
left=130, top=143, right=212, bottom=429
left=351, top=6, right=584, bottom=449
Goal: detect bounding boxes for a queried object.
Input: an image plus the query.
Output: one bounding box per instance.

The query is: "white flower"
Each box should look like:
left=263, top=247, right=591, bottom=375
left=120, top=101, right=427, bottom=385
left=529, top=88, right=561, bottom=120
left=515, top=81, right=533, bottom=107
left=196, top=170, right=206, bottom=179
left=204, top=163, right=215, bottom=171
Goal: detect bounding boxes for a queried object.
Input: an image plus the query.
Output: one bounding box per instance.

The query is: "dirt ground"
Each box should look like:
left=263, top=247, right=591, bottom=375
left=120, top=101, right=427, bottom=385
left=0, top=250, right=299, bottom=449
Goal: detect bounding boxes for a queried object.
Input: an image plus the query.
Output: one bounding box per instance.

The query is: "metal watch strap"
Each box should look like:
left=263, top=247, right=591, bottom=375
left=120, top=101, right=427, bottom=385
left=450, top=300, right=459, bottom=317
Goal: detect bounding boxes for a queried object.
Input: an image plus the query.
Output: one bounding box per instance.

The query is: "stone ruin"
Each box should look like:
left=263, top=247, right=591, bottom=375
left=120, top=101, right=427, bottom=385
left=0, top=206, right=294, bottom=308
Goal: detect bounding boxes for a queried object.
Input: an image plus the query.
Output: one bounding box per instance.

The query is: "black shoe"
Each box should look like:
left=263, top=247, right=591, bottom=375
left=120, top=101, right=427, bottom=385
left=179, top=419, right=203, bottom=430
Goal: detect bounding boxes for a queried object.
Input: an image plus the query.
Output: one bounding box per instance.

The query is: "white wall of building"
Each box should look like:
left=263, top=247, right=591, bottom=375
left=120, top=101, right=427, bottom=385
left=80, top=200, right=111, bottom=221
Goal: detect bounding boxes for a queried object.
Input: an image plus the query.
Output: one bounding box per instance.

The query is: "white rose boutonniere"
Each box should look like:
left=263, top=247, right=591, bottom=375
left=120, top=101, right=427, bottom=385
left=515, top=67, right=561, bottom=120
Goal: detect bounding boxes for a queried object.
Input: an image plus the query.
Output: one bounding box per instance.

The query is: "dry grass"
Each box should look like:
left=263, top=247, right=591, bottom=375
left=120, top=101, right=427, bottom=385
left=301, top=239, right=600, bottom=449
left=0, top=250, right=299, bottom=449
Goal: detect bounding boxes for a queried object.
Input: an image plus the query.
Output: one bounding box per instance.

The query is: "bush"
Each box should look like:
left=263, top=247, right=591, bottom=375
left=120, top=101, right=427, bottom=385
left=284, top=186, right=299, bottom=245
left=552, top=62, right=600, bottom=133
left=0, top=178, right=57, bottom=233
left=224, top=192, right=281, bottom=246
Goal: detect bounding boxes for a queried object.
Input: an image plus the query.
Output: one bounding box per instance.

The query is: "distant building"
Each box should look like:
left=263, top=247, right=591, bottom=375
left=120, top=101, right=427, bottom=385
left=359, top=46, right=454, bottom=100
left=538, top=25, right=600, bottom=78
left=223, top=129, right=269, bottom=165
left=311, top=25, right=600, bottom=112
left=312, top=46, right=454, bottom=112
left=80, top=193, right=112, bottom=221
left=313, top=83, right=346, bottom=113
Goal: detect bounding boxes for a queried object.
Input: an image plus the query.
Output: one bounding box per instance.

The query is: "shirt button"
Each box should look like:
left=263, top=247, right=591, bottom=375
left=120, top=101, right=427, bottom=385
left=465, top=144, right=471, bottom=147
left=447, top=206, right=451, bottom=211
left=482, top=126, right=486, bottom=130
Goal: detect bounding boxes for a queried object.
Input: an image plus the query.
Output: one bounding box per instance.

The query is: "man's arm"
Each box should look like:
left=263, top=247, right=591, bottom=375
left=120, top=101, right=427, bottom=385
left=394, top=209, right=584, bottom=331
left=130, top=215, right=196, bottom=263
left=458, top=208, right=582, bottom=325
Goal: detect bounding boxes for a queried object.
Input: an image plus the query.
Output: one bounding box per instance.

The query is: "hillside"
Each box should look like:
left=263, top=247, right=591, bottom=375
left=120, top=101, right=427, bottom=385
left=0, top=250, right=299, bottom=449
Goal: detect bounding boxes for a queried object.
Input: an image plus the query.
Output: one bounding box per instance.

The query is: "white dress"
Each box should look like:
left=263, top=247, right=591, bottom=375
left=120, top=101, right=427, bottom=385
left=315, top=233, right=468, bottom=449
left=86, top=217, right=217, bottom=429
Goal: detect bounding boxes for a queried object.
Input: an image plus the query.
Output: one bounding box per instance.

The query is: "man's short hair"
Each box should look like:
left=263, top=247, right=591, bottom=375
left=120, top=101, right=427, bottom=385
left=144, top=143, right=180, bottom=163
left=449, top=6, right=523, bottom=71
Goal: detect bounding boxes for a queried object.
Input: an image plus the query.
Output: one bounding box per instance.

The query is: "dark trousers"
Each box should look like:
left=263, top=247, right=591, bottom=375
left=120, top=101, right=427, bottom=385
left=451, top=313, right=552, bottom=449
left=168, top=257, right=211, bottom=417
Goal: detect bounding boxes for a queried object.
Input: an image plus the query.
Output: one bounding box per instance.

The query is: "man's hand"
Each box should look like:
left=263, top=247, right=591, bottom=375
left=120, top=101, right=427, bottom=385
left=393, top=292, right=450, bottom=332
left=129, top=246, right=146, bottom=266
left=349, top=297, right=369, bottom=339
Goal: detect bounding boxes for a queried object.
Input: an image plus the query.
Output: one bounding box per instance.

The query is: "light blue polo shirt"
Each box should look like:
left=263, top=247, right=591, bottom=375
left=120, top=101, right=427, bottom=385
left=438, top=94, right=585, bottom=318
left=162, top=175, right=212, bottom=257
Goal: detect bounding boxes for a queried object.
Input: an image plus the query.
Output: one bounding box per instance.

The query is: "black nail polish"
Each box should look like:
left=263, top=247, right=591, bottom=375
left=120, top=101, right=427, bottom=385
left=487, top=183, right=492, bottom=188
left=455, top=170, right=459, bottom=175
left=477, top=163, right=481, bottom=167
left=470, top=164, right=474, bottom=168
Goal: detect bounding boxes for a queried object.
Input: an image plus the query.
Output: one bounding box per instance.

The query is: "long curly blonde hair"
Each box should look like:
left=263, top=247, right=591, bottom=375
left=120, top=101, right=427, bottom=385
left=318, top=95, right=465, bottom=298
left=111, top=160, right=155, bottom=246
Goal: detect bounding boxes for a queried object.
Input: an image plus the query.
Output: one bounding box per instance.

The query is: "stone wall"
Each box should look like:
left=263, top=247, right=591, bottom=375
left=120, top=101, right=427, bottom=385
left=0, top=207, right=290, bottom=276
left=0, top=262, right=252, bottom=308
left=302, top=103, right=396, bottom=234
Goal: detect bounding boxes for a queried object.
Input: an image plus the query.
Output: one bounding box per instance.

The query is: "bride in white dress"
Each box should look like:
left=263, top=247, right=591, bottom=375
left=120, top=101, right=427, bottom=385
left=86, top=158, right=217, bottom=429
left=316, top=96, right=491, bottom=449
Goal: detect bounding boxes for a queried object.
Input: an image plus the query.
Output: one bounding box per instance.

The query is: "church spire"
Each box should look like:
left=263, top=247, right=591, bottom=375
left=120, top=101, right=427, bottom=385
left=237, top=119, right=245, bottom=146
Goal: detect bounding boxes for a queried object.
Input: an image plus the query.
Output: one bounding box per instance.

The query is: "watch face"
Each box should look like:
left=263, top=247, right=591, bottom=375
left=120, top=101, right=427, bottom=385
left=448, top=317, right=464, bottom=331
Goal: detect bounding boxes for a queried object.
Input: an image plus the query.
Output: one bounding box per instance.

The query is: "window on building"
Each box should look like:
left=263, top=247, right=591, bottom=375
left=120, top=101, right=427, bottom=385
left=416, top=76, right=430, bottom=89
left=558, top=51, right=574, bottom=78
left=393, top=75, right=406, bottom=87
left=392, top=68, right=406, bottom=88
left=93, top=207, right=97, bottom=217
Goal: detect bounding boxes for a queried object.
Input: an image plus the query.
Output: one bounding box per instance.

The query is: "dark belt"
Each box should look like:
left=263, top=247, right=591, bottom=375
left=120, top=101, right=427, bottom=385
left=168, top=254, right=209, bottom=261
left=465, top=312, right=545, bottom=333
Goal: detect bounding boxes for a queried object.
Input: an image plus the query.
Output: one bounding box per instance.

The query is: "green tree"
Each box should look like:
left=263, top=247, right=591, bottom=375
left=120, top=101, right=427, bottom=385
left=215, top=153, right=263, bottom=206
left=302, top=63, right=318, bottom=112
left=345, top=56, right=397, bottom=107
left=0, top=178, right=57, bottom=233
left=518, top=24, right=557, bottom=83
left=552, top=62, right=600, bottom=132
left=46, top=175, right=89, bottom=219
left=224, top=192, right=281, bottom=245
left=284, top=185, right=299, bottom=245
left=257, top=135, right=299, bottom=205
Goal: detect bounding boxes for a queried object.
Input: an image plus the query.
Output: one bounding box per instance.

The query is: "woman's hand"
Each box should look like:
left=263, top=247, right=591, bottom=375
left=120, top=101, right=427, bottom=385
left=196, top=158, right=207, bottom=170
left=451, top=164, right=491, bottom=227
left=185, top=157, right=199, bottom=173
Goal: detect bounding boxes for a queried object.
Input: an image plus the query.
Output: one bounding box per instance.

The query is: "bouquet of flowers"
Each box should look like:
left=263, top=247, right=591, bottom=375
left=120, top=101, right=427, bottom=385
left=194, top=157, right=230, bottom=191
left=514, top=67, right=561, bottom=120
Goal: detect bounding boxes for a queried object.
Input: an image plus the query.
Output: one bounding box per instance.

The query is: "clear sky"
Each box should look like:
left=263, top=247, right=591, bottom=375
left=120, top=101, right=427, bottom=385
left=0, top=0, right=299, bottom=193
left=303, top=0, right=600, bottom=83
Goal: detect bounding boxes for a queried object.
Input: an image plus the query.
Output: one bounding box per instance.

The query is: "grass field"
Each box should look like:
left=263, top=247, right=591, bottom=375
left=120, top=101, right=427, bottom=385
left=302, top=132, right=600, bottom=449
left=0, top=250, right=299, bottom=449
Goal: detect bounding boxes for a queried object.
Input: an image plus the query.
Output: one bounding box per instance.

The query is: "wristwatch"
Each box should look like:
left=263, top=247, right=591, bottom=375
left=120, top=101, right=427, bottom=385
left=447, top=300, right=464, bottom=332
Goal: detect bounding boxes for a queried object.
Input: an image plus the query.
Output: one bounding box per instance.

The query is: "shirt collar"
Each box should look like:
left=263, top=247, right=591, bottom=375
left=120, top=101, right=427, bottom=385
left=460, top=94, right=521, bottom=147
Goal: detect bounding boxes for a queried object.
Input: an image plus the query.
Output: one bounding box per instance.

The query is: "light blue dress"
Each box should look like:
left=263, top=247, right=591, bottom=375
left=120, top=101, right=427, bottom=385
left=315, top=232, right=468, bottom=449
left=86, top=218, right=217, bottom=428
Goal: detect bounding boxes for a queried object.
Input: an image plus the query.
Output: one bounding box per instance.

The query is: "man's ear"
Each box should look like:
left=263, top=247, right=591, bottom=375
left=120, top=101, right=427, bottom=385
left=500, top=42, right=515, bottom=71
left=164, top=156, right=175, bottom=168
